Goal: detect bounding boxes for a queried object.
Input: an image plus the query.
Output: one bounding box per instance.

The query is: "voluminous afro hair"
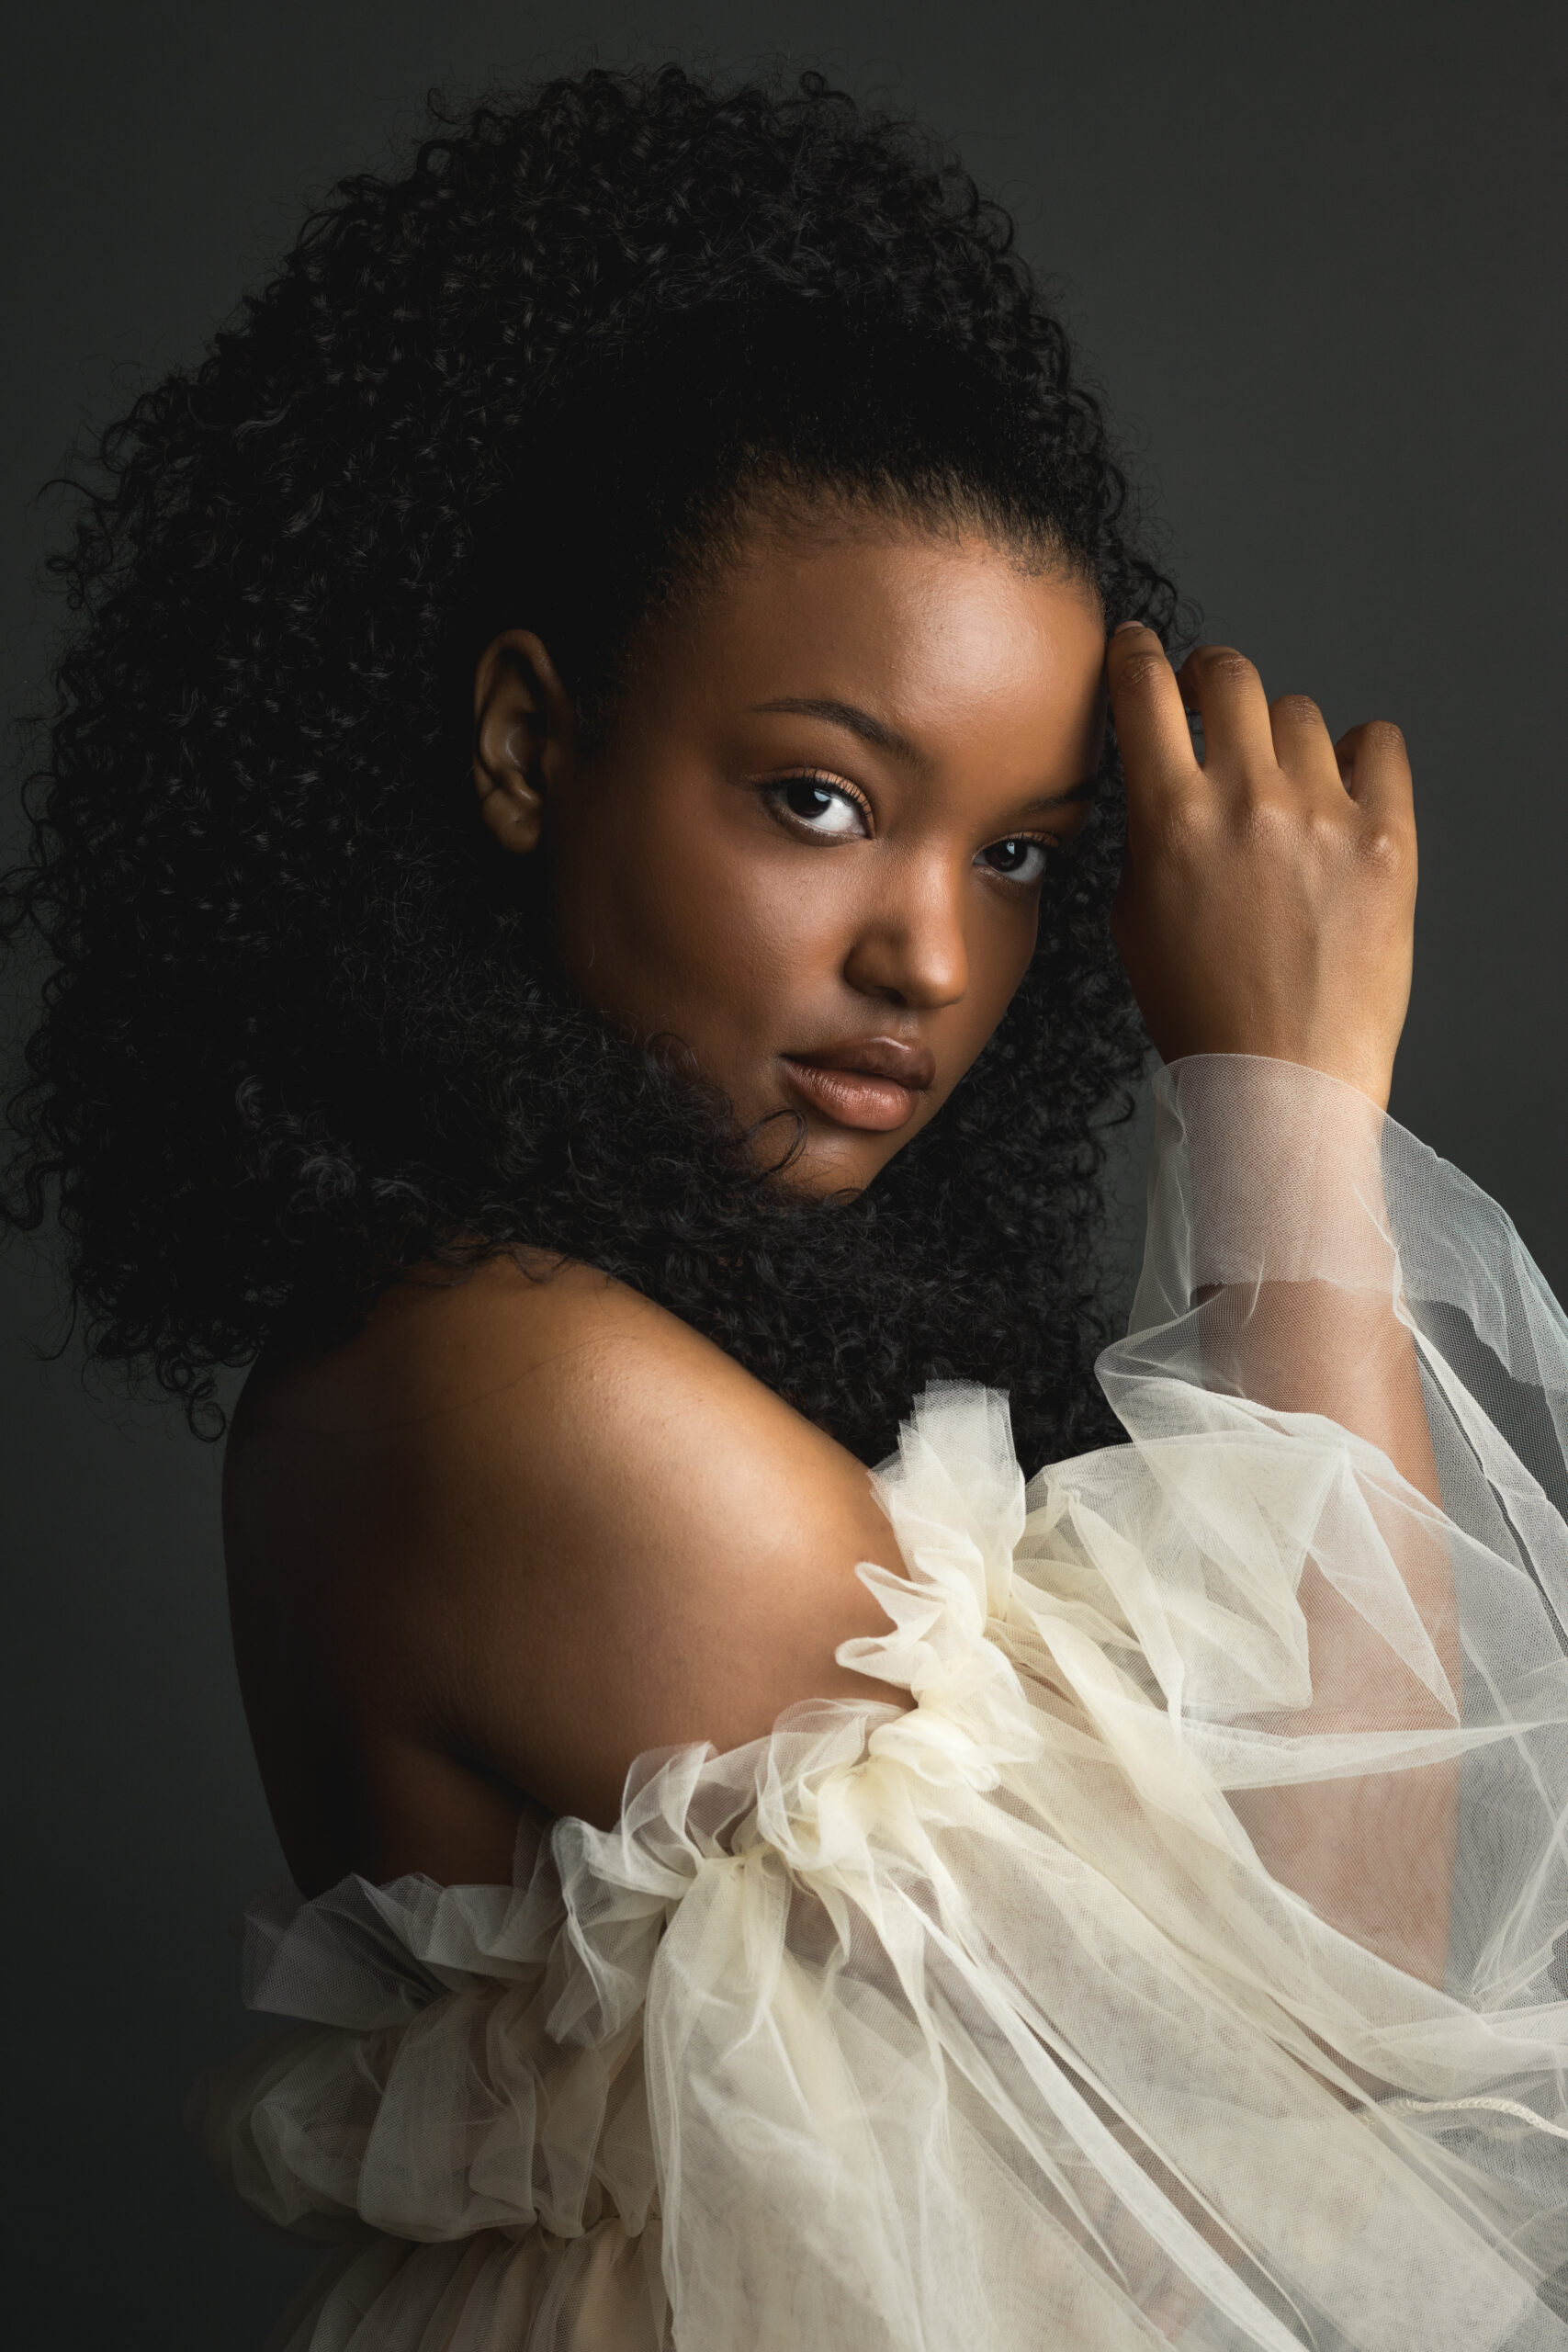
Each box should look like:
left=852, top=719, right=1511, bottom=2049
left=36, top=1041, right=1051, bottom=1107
left=4, top=63, right=1177, bottom=1465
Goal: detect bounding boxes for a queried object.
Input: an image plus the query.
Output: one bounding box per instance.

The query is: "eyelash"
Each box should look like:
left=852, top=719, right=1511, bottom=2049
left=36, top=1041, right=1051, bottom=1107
left=758, top=770, right=1055, bottom=886
left=760, top=769, right=874, bottom=838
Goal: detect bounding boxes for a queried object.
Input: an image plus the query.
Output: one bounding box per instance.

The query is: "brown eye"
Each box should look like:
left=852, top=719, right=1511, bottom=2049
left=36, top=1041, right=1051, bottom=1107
left=785, top=780, right=840, bottom=821
left=765, top=775, right=869, bottom=839
left=978, top=837, right=1048, bottom=884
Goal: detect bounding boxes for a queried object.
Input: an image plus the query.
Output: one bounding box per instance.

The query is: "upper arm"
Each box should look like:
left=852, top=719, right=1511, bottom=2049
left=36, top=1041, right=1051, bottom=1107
left=356, top=1263, right=912, bottom=1831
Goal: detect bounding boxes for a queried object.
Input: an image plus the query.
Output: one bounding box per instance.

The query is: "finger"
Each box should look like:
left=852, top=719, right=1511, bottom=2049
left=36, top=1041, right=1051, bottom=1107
left=1269, top=694, right=1345, bottom=798
left=1174, top=643, right=1277, bottom=779
left=1334, top=720, right=1414, bottom=828
left=1105, top=622, right=1200, bottom=798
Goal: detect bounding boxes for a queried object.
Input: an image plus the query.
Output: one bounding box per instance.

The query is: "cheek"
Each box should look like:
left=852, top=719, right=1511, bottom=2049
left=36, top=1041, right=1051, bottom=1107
left=969, top=898, right=1040, bottom=1027
left=655, top=839, right=836, bottom=1007
left=551, top=783, right=835, bottom=1029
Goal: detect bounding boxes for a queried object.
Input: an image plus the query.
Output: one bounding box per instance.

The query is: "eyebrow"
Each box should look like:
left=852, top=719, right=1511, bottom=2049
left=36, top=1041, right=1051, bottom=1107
left=750, top=695, right=1099, bottom=812
left=1014, top=776, right=1099, bottom=813
left=750, top=696, right=932, bottom=775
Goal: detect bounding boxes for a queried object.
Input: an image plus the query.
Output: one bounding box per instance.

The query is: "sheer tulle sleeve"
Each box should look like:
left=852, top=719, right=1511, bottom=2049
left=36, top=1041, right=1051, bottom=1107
left=190, top=1057, right=1568, bottom=2352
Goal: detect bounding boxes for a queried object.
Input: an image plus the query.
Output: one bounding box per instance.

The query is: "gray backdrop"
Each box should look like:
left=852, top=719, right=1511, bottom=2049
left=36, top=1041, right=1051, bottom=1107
left=4, top=2, right=1563, bottom=2343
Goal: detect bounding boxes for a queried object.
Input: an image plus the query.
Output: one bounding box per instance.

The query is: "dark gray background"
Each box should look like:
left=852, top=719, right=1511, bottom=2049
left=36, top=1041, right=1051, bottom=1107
left=3, top=2, right=1562, bottom=2342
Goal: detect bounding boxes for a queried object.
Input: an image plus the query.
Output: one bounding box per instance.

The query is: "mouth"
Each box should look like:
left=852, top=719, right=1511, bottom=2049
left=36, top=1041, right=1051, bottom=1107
left=778, top=1037, right=936, bottom=1135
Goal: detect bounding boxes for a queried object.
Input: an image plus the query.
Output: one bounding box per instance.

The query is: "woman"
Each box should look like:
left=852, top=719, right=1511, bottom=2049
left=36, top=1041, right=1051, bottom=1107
left=6, top=62, right=1565, bottom=2352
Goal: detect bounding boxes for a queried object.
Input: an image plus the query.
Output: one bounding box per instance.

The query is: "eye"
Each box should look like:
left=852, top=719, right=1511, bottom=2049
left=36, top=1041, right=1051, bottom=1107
left=976, top=836, right=1050, bottom=885
left=762, top=772, right=871, bottom=841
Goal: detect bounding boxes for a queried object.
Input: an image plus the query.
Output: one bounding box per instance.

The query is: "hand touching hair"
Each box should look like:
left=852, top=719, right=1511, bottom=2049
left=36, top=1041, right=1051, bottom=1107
left=3, top=64, right=1178, bottom=1463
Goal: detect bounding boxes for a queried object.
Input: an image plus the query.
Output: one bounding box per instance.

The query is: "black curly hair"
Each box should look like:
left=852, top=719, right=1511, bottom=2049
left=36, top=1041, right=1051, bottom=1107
left=3, top=62, right=1179, bottom=1466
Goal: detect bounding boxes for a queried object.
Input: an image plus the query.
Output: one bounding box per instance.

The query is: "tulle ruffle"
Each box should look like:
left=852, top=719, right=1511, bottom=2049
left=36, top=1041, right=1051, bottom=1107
left=191, top=1058, right=1568, bottom=2350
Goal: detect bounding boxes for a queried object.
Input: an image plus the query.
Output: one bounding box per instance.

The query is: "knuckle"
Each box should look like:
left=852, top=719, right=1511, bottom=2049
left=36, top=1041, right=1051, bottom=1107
left=1360, top=821, right=1409, bottom=874
left=1270, top=693, right=1322, bottom=728
left=1305, top=807, right=1350, bottom=857
left=1348, top=718, right=1410, bottom=770
left=1164, top=798, right=1212, bottom=854
left=1116, top=650, right=1170, bottom=695
left=1238, top=791, right=1295, bottom=844
left=1145, top=794, right=1211, bottom=865
left=1196, top=646, right=1258, bottom=689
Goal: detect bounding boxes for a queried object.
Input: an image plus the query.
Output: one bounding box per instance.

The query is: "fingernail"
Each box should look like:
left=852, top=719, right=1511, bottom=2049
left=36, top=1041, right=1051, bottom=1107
left=1113, top=618, right=1149, bottom=637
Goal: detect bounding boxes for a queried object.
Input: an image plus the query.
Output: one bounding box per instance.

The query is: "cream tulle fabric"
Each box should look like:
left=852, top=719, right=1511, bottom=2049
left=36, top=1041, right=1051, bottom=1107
left=190, top=1057, right=1568, bottom=2350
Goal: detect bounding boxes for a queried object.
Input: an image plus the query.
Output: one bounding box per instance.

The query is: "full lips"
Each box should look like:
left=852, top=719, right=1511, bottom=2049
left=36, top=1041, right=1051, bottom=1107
left=780, top=1057, right=924, bottom=1133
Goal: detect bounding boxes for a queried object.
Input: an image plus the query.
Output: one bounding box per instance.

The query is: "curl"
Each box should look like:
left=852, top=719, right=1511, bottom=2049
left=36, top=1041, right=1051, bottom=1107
left=3, top=62, right=1183, bottom=1463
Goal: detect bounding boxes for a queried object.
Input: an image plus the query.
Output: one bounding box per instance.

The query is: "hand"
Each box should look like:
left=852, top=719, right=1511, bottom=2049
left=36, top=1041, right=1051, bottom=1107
left=1106, top=627, right=1416, bottom=1109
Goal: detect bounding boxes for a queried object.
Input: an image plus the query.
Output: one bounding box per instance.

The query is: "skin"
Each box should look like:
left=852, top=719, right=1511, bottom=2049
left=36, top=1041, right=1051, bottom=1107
left=474, top=520, right=1110, bottom=1196
left=227, top=503, right=1447, bottom=1979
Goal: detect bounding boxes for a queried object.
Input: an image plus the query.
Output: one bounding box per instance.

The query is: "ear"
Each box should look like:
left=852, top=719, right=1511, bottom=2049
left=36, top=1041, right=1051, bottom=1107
left=473, top=628, right=578, bottom=854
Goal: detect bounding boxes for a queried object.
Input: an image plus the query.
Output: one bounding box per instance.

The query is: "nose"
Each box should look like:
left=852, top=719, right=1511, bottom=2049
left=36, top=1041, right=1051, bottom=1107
left=840, top=852, right=969, bottom=1012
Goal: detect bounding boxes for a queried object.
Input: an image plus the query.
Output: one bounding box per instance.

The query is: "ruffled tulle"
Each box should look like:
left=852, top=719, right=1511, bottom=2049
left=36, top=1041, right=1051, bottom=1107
left=191, top=1058, right=1568, bottom=2350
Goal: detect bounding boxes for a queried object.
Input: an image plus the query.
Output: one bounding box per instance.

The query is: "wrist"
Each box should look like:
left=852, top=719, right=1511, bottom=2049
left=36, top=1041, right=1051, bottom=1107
left=1134, top=1055, right=1398, bottom=1319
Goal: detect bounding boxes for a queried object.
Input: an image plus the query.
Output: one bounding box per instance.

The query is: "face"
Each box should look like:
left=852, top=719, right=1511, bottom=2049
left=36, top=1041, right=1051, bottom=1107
left=473, top=513, right=1108, bottom=1197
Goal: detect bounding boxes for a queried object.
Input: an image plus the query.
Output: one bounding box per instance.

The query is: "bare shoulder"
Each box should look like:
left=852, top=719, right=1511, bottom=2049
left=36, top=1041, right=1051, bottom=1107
left=233, top=1248, right=698, bottom=1438
left=226, top=1255, right=909, bottom=1846
left=234, top=1250, right=886, bottom=1544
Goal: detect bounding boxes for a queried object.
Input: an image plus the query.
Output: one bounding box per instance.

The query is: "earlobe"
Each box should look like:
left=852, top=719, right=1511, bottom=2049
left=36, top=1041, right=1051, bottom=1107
left=472, top=628, right=574, bottom=857
left=476, top=760, right=545, bottom=855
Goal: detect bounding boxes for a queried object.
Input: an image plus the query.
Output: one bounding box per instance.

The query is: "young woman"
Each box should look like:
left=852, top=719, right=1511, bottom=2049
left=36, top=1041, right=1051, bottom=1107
left=6, top=63, right=1566, bottom=2352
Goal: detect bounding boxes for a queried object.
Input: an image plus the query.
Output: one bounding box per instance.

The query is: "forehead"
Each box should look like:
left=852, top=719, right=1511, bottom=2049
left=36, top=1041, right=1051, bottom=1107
left=647, top=519, right=1107, bottom=755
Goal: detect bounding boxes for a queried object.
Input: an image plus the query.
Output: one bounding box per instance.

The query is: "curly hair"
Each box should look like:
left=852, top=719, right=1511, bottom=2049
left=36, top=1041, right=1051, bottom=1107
left=3, top=62, right=1179, bottom=1466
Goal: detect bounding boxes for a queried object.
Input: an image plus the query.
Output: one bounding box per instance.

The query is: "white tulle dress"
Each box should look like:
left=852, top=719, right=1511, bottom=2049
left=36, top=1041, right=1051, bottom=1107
left=190, top=1057, right=1568, bottom=2350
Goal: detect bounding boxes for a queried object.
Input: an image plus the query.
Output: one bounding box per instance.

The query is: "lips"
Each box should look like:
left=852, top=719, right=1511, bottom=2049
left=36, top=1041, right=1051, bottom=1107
left=779, top=1037, right=936, bottom=1135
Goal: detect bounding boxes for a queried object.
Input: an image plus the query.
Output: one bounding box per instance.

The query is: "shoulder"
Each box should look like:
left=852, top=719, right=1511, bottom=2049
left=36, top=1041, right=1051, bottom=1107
left=235, top=1250, right=869, bottom=1544
left=228, top=1256, right=909, bottom=1832
left=238, top=1249, right=697, bottom=1431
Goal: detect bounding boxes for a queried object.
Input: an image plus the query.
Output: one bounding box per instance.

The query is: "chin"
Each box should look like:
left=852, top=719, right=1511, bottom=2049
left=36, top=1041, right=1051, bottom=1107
left=759, top=1130, right=890, bottom=1202
left=734, top=1072, right=918, bottom=1198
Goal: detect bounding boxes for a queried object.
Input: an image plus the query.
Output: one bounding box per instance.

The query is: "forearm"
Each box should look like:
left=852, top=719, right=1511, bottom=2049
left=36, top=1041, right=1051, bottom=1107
left=1136, top=1057, right=1460, bottom=1984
